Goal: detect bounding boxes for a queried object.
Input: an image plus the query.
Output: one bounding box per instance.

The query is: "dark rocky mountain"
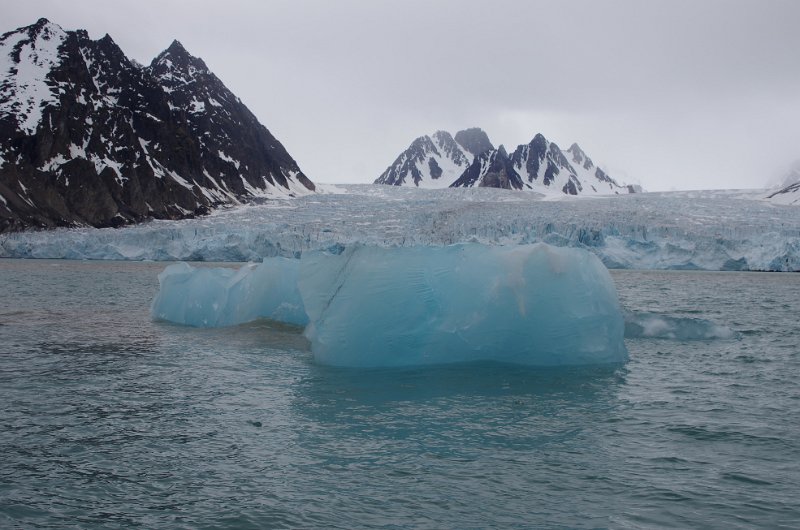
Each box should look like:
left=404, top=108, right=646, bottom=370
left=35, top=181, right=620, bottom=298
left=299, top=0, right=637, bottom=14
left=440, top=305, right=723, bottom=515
left=452, top=145, right=524, bottom=190
left=376, top=128, right=637, bottom=195
left=453, top=127, right=494, bottom=156
left=0, top=19, right=313, bottom=233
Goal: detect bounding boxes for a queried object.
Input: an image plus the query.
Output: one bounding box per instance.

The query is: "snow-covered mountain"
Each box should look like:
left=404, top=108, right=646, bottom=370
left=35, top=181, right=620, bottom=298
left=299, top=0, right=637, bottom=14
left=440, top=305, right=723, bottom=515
left=0, top=19, right=314, bottom=232
left=766, top=161, right=800, bottom=205
left=767, top=181, right=800, bottom=205
left=374, top=130, right=475, bottom=188
left=377, top=128, right=637, bottom=195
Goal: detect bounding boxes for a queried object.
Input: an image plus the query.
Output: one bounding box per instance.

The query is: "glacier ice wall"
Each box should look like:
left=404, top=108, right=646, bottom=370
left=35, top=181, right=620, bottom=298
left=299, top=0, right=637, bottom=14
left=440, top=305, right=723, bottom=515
left=3, top=185, right=800, bottom=271
left=151, top=243, right=629, bottom=368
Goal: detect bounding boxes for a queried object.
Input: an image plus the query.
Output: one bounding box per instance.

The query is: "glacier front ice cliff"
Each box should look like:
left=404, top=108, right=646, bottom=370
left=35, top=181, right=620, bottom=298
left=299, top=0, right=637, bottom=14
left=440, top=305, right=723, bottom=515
left=2, top=185, right=800, bottom=271
left=151, top=243, right=629, bottom=367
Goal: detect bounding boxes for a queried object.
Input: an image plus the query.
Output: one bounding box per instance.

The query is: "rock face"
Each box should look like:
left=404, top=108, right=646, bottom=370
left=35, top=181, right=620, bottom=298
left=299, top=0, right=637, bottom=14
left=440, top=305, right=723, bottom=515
left=0, top=19, right=314, bottom=233
left=453, top=127, right=494, bottom=157
left=376, top=127, right=636, bottom=195
left=452, top=145, right=523, bottom=190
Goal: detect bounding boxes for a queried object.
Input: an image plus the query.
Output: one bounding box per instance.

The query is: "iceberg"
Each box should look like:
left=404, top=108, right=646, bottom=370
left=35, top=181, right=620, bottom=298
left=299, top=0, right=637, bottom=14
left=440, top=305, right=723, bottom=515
left=151, top=243, right=629, bottom=367
left=152, top=258, right=308, bottom=328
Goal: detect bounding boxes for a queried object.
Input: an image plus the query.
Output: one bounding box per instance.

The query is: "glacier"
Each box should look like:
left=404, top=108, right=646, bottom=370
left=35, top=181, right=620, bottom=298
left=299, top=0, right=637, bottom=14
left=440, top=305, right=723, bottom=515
left=151, top=243, right=629, bottom=367
left=2, top=184, right=800, bottom=271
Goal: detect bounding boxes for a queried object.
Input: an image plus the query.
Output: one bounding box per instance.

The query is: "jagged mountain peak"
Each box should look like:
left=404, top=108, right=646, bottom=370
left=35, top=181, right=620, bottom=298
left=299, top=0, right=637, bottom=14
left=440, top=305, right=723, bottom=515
left=91, top=32, right=134, bottom=67
left=1, top=19, right=66, bottom=50
left=378, top=128, right=635, bottom=196
left=28, top=18, right=59, bottom=34
left=455, top=128, right=494, bottom=156
left=0, top=19, right=69, bottom=135
left=432, top=130, right=454, bottom=142
left=566, top=142, right=594, bottom=170
left=567, top=142, right=584, bottom=158
left=431, top=130, right=462, bottom=153
left=375, top=129, right=476, bottom=188
left=167, top=39, right=187, bottom=53
left=411, top=134, right=433, bottom=146
left=0, top=19, right=314, bottom=232
left=161, top=39, right=203, bottom=66
left=150, top=39, right=209, bottom=79
left=529, top=133, right=548, bottom=151
left=1, top=17, right=66, bottom=46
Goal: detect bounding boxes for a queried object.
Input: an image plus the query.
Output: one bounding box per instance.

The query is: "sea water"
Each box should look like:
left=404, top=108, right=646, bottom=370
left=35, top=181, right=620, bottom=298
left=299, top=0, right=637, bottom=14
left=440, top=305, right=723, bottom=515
left=1, top=260, right=799, bottom=528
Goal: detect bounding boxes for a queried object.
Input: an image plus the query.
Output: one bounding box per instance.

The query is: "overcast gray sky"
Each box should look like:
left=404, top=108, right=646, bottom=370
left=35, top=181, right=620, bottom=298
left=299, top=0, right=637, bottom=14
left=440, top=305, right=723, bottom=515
left=4, top=0, right=800, bottom=190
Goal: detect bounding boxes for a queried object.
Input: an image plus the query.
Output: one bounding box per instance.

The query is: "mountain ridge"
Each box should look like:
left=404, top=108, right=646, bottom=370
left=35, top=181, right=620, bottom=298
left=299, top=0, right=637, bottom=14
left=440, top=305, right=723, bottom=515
left=0, top=19, right=314, bottom=233
left=376, top=127, right=638, bottom=195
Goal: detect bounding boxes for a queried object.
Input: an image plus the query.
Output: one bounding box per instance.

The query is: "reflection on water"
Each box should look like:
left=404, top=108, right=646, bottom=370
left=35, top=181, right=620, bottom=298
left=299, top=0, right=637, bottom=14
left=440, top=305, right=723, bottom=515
left=296, top=361, right=626, bottom=411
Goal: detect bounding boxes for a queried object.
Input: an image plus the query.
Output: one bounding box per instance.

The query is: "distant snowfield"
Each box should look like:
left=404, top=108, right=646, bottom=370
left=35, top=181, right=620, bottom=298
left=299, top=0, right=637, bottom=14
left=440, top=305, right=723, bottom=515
left=2, top=185, right=799, bottom=271
left=766, top=181, right=800, bottom=206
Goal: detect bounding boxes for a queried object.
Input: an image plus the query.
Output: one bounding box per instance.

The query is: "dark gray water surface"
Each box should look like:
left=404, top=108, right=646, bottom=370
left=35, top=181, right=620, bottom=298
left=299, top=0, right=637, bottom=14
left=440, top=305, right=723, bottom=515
left=1, top=260, right=799, bottom=528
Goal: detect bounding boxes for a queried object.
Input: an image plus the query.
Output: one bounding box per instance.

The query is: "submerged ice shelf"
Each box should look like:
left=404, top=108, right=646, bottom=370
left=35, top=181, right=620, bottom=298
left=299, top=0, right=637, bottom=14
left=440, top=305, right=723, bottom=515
left=2, top=184, right=800, bottom=271
left=152, top=244, right=629, bottom=367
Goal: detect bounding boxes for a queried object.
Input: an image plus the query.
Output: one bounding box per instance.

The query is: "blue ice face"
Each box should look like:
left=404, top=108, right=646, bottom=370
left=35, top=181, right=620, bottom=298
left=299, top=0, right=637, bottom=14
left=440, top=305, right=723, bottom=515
left=299, top=244, right=628, bottom=367
left=151, top=258, right=308, bottom=328
left=152, top=243, right=628, bottom=367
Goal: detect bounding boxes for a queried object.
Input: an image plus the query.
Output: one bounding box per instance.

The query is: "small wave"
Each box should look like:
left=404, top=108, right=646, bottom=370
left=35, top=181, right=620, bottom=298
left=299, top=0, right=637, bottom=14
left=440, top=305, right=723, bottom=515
left=667, top=425, right=787, bottom=447
left=624, top=311, right=738, bottom=340
left=721, top=472, right=773, bottom=486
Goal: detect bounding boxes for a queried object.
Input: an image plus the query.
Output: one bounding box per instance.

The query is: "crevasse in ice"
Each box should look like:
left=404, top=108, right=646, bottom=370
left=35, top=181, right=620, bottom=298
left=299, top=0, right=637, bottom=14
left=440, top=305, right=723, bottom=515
left=151, top=243, right=629, bottom=367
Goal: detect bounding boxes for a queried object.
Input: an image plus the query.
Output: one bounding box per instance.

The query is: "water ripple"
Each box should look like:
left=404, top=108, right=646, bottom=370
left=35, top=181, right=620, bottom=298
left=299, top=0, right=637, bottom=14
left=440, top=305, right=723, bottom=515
left=1, top=262, right=799, bottom=527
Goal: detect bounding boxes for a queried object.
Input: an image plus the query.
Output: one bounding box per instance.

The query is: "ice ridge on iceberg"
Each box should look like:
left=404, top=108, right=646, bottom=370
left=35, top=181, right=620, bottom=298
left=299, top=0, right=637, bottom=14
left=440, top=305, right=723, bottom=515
left=151, top=243, right=629, bottom=367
